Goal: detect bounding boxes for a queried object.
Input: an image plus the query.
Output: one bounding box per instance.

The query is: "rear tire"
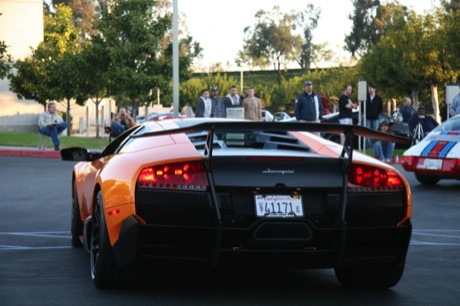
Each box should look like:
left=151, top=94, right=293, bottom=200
left=71, top=183, right=83, bottom=247
left=91, top=190, right=119, bottom=289
left=415, top=172, right=440, bottom=185
left=334, top=261, right=405, bottom=289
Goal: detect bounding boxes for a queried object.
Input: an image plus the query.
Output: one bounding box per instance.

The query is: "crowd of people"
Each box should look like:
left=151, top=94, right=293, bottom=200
left=193, top=85, right=264, bottom=120
left=40, top=81, right=455, bottom=163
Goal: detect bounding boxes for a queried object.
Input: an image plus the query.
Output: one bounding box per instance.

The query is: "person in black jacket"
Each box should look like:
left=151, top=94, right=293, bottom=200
left=408, top=105, right=439, bottom=144
left=364, top=85, right=383, bottom=129
left=294, top=80, right=322, bottom=123
left=364, top=85, right=383, bottom=147
left=294, top=80, right=323, bottom=136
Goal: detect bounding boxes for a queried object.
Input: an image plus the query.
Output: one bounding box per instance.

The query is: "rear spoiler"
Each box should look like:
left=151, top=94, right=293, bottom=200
left=133, top=121, right=410, bottom=167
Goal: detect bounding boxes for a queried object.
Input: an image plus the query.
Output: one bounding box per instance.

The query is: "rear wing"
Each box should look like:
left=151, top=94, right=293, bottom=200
left=133, top=121, right=410, bottom=169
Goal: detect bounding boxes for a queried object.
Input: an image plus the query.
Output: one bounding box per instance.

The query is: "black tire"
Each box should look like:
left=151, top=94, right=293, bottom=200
left=71, top=183, right=83, bottom=247
left=91, top=190, right=119, bottom=289
left=415, top=172, right=440, bottom=185
left=334, top=261, right=406, bottom=289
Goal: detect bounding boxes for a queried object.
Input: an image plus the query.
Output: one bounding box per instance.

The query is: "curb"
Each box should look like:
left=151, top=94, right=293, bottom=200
left=0, top=148, right=60, bottom=159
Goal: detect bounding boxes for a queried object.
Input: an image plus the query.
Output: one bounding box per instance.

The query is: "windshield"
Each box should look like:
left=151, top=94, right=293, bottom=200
left=432, top=117, right=460, bottom=133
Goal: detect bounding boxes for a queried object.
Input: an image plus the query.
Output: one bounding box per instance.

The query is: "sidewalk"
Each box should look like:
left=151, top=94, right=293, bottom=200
left=0, top=145, right=61, bottom=159
left=0, top=127, right=106, bottom=159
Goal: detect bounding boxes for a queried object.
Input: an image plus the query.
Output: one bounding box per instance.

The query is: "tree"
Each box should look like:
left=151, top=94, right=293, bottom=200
left=0, top=40, right=12, bottom=79
left=8, top=56, right=53, bottom=110
left=8, top=4, right=83, bottom=135
left=345, top=0, right=384, bottom=57
left=237, top=6, right=303, bottom=84
left=71, top=36, right=111, bottom=138
left=294, top=4, right=331, bottom=71
left=0, top=13, right=12, bottom=78
left=98, top=0, right=176, bottom=115
left=359, top=7, right=460, bottom=122
left=46, top=5, right=85, bottom=135
left=442, top=0, right=460, bottom=11
left=51, top=0, right=99, bottom=39
left=441, top=7, right=460, bottom=76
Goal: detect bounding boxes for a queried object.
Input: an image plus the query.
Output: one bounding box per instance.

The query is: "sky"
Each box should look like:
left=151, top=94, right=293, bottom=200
left=178, top=0, right=437, bottom=71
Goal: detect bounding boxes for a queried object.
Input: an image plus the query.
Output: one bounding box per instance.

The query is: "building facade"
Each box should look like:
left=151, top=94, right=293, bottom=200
left=0, top=0, right=114, bottom=134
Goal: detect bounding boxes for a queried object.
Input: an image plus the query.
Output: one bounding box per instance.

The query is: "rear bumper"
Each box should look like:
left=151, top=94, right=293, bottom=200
left=112, top=215, right=411, bottom=269
left=402, top=157, right=460, bottom=177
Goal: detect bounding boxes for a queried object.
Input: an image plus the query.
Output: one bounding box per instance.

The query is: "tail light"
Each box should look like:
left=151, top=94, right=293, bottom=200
left=348, top=164, right=404, bottom=192
left=401, top=156, right=414, bottom=168
left=137, top=161, right=208, bottom=191
left=455, top=159, right=460, bottom=171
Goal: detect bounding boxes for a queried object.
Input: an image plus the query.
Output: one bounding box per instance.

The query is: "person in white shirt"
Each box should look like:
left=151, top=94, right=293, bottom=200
left=38, top=102, right=68, bottom=151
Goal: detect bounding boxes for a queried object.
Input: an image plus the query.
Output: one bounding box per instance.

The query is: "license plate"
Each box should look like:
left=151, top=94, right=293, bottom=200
left=255, top=195, right=303, bottom=218
left=424, top=159, right=442, bottom=170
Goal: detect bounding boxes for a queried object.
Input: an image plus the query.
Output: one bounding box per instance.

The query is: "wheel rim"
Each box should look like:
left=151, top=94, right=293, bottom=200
left=91, top=193, right=101, bottom=279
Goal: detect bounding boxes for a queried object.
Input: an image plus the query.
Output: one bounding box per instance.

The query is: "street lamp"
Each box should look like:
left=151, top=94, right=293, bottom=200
left=357, top=79, right=367, bottom=152
left=172, top=0, right=179, bottom=118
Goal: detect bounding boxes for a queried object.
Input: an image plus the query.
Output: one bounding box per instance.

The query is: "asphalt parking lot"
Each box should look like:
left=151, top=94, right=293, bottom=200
left=0, top=154, right=459, bottom=305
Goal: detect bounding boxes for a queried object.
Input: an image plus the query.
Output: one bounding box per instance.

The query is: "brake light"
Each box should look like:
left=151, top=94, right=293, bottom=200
left=348, top=164, right=404, bottom=192
left=137, top=161, right=208, bottom=191
left=402, top=156, right=413, bottom=166
left=455, top=159, right=460, bottom=171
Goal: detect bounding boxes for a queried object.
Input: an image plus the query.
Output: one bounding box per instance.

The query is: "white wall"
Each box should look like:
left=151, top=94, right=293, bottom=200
left=0, top=0, right=45, bottom=120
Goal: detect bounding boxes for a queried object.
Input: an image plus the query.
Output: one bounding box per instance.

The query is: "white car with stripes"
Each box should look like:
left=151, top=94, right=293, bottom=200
left=402, top=115, right=460, bottom=184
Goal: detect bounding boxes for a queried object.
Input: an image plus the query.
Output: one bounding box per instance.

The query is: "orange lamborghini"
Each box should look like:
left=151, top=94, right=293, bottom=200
left=61, top=119, right=412, bottom=289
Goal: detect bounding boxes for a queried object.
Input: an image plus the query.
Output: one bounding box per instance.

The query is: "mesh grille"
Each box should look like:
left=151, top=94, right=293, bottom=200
left=135, top=188, right=407, bottom=228
left=346, top=192, right=407, bottom=226
left=136, top=189, right=214, bottom=226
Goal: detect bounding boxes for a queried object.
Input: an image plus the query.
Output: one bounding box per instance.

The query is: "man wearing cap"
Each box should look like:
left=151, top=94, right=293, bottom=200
left=408, top=105, right=439, bottom=141
left=210, top=86, right=225, bottom=118
left=294, top=80, right=322, bottom=125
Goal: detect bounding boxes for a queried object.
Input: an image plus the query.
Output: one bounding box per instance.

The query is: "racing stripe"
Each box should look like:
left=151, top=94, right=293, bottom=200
left=438, top=141, right=456, bottom=158
left=421, top=141, right=456, bottom=158
left=440, top=131, right=460, bottom=135
left=421, top=141, right=438, bottom=157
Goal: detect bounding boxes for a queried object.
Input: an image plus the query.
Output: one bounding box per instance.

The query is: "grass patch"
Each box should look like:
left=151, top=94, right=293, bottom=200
left=0, top=131, right=109, bottom=150
left=0, top=131, right=408, bottom=157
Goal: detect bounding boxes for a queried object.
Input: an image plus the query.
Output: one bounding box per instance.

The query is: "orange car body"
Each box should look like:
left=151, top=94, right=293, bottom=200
left=64, top=119, right=412, bottom=289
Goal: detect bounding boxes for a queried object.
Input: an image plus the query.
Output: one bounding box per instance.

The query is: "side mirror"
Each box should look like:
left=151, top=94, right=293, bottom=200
left=60, top=147, right=102, bottom=162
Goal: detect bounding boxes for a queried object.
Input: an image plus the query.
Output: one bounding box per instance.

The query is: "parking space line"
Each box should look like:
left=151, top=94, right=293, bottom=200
left=1, top=232, right=70, bottom=239
left=0, top=245, right=72, bottom=250
left=410, top=241, right=460, bottom=246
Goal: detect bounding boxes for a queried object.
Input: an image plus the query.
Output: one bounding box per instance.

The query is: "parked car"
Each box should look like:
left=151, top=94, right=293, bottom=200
left=402, top=114, right=460, bottom=184
left=262, top=109, right=274, bottom=122
left=136, top=112, right=185, bottom=124
left=62, top=118, right=411, bottom=289
left=273, top=112, right=291, bottom=122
